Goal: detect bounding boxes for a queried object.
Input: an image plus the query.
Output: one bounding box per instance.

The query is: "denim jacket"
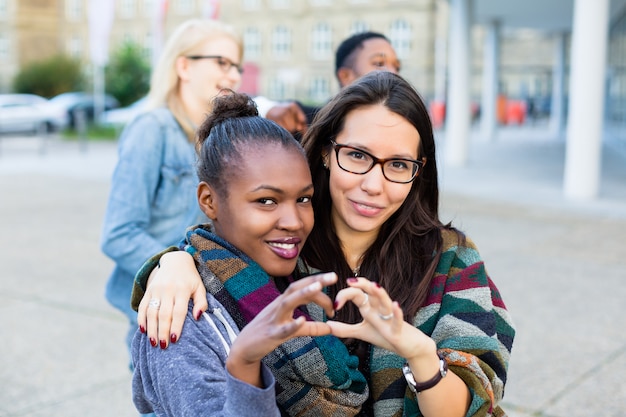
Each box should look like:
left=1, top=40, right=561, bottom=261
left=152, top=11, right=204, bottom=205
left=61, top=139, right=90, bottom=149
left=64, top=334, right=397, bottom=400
left=101, top=108, right=207, bottom=321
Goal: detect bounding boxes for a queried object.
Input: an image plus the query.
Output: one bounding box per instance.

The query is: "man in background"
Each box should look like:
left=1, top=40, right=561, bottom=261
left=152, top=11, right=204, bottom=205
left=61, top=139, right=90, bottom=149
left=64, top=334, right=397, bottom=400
left=264, top=31, right=400, bottom=134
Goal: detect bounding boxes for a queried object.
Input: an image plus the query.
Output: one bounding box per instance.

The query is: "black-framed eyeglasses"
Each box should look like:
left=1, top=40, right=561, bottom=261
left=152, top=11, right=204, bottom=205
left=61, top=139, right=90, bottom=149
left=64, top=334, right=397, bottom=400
left=185, top=55, right=244, bottom=74
left=330, top=140, right=426, bottom=184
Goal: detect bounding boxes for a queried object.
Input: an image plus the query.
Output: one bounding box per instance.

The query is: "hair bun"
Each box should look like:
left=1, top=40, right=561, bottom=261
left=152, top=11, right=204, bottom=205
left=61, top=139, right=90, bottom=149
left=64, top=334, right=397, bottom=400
left=210, top=90, right=258, bottom=124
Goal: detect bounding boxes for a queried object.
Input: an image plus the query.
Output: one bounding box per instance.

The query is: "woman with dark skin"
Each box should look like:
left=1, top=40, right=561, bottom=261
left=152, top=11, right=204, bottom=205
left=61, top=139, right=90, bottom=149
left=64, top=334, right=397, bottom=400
left=137, top=72, right=515, bottom=417
left=131, top=92, right=351, bottom=416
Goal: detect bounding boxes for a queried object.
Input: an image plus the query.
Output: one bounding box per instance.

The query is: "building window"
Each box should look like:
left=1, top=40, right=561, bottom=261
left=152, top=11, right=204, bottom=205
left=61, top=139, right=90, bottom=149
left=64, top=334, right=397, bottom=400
left=142, top=0, right=154, bottom=17
left=350, top=20, right=369, bottom=35
left=0, top=33, right=9, bottom=61
left=243, top=0, right=261, bottom=10
left=311, top=22, right=332, bottom=60
left=244, top=27, right=262, bottom=60
left=65, top=0, right=82, bottom=21
left=143, top=32, right=153, bottom=60
left=269, top=77, right=286, bottom=100
left=270, top=0, right=290, bottom=8
left=120, top=0, right=136, bottom=18
left=122, top=31, right=134, bottom=44
left=0, top=0, right=7, bottom=20
left=309, top=0, right=331, bottom=6
left=272, top=26, right=291, bottom=60
left=310, top=77, right=330, bottom=103
left=389, top=19, right=412, bottom=59
left=175, top=0, right=194, bottom=14
left=67, top=35, right=82, bottom=59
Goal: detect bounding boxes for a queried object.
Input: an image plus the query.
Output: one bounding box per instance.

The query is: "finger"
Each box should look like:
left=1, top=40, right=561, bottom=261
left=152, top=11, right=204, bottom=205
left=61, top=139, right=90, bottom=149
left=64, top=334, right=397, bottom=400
left=191, top=285, right=208, bottom=321
left=169, top=294, right=192, bottom=344
left=145, top=295, right=160, bottom=348
left=291, top=321, right=331, bottom=338
left=346, top=278, right=392, bottom=312
left=156, top=297, right=174, bottom=349
left=333, top=287, right=370, bottom=311
left=278, top=281, right=323, bottom=313
left=369, top=281, right=394, bottom=316
left=137, top=294, right=149, bottom=334
left=326, top=320, right=362, bottom=339
left=282, top=272, right=337, bottom=293
left=292, top=104, right=307, bottom=128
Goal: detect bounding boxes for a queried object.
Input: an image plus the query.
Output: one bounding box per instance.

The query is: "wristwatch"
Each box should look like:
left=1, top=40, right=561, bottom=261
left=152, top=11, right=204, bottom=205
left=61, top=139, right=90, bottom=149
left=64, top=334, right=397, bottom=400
left=402, top=352, right=448, bottom=395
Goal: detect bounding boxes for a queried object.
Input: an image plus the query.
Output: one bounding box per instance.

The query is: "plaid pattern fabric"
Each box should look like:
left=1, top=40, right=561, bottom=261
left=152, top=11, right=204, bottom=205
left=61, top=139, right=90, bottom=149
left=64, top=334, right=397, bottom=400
left=184, top=225, right=368, bottom=417
left=368, top=230, right=515, bottom=417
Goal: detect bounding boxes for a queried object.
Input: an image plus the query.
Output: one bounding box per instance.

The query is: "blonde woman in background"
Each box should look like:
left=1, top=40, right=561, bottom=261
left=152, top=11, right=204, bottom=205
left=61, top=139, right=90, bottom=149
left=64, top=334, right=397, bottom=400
left=100, top=19, right=243, bottom=374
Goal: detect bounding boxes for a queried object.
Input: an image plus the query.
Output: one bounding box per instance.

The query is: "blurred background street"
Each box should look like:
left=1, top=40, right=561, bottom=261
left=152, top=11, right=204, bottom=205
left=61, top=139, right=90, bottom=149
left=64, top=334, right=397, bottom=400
left=0, top=131, right=624, bottom=417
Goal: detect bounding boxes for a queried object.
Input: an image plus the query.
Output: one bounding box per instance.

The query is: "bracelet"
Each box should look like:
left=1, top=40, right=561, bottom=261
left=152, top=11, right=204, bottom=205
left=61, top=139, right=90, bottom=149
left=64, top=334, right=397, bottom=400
left=402, top=352, right=448, bottom=395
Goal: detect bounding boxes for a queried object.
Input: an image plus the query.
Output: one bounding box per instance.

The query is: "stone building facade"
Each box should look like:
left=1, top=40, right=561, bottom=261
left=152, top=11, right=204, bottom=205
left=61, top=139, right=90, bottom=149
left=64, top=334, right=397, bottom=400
left=5, top=0, right=623, bottom=124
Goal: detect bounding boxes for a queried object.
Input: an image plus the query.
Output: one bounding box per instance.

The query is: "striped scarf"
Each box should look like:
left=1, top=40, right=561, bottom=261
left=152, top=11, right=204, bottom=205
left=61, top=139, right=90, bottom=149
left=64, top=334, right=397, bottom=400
left=183, top=225, right=369, bottom=417
left=366, top=230, right=514, bottom=417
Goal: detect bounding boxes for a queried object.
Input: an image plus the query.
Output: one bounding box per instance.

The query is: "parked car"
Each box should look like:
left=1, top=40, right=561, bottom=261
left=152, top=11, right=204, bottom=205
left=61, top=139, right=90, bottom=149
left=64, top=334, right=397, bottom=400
left=100, top=97, right=148, bottom=128
left=0, top=94, right=69, bottom=135
left=49, top=92, right=120, bottom=128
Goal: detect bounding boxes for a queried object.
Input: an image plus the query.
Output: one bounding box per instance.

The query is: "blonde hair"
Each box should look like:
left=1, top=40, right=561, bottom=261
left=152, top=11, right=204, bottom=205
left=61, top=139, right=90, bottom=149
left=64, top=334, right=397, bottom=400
left=147, top=19, right=243, bottom=140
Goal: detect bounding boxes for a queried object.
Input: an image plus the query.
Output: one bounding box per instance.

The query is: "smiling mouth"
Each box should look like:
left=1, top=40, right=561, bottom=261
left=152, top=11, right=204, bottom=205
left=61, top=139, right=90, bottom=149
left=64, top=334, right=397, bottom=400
left=268, top=242, right=297, bottom=250
left=355, top=201, right=382, bottom=210
left=267, top=240, right=300, bottom=260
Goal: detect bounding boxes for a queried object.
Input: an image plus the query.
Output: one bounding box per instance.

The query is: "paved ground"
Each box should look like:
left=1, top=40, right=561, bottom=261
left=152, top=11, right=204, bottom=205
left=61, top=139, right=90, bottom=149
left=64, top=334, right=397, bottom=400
left=0, top=130, right=624, bottom=417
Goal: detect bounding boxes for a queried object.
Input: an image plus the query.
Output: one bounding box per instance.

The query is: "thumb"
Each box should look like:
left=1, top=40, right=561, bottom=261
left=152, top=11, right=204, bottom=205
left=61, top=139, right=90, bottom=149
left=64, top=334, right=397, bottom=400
left=326, top=320, right=361, bottom=339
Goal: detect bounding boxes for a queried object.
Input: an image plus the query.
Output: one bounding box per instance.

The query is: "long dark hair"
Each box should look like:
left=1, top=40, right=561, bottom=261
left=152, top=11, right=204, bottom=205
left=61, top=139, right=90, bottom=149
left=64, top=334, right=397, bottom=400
left=300, top=71, right=460, bottom=324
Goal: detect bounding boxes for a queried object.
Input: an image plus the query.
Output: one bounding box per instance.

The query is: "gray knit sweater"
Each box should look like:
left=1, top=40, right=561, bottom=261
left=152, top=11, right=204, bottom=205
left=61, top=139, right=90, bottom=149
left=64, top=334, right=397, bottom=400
left=131, top=295, right=281, bottom=417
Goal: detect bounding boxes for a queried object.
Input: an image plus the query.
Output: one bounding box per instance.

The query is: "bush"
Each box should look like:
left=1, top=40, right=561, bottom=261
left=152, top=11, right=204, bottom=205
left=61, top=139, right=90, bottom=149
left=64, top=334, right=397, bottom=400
left=13, top=55, right=85, bottom=98
left=105, top=41, right=151, bottom=107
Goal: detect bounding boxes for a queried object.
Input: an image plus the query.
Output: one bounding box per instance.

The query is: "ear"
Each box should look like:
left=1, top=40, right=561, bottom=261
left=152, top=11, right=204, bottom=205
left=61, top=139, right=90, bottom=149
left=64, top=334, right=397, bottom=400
left=175, top=55, right=191, bottom=82
left=336, top=67, right=356, bottom=88
left=197, top=182, right=218, bottom=220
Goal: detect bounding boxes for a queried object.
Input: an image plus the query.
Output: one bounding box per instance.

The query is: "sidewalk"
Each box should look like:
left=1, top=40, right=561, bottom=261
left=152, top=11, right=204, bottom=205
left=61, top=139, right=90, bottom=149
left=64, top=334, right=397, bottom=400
left=0, top=133, right=624, bottom=417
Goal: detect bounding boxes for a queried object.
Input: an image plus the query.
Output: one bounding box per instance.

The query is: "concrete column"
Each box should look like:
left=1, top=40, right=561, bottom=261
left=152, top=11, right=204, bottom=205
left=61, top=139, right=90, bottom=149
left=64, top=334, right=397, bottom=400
left=563, top=0, right=609, bottom=200
left=481, top=20, right=500, bottom=142
left=445, top=0, right=472, bottom=166
left=550, top=32, right=567, bottom=139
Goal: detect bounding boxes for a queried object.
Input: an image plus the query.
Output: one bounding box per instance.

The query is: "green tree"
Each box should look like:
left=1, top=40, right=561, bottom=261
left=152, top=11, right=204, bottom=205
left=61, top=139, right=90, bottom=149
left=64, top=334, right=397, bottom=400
left=13, top=55, right=85, bottom=98
left=105, top=41, right=151, bottom=107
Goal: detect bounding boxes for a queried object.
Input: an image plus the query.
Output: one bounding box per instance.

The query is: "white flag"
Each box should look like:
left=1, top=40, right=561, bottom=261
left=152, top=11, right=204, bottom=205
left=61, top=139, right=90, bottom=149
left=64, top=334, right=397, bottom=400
left=88, top=0, right=116, bottom=66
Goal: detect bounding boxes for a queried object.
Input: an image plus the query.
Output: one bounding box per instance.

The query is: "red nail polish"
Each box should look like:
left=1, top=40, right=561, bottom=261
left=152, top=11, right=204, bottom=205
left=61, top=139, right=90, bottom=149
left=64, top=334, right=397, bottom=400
left=160, top=340, right=167, bottom=349
left=347, top=277, right=358, bottom=283
left=333, top=301, right=339, bottom=310
left=374, top=282, right=381, bottom=288
left=150, top=337, right=157, bottom=347
left=139, top=325, right=146, bottom=334
left=195, top=310, right=203, bottom=320
left=170, top=333, right=177, bottom=343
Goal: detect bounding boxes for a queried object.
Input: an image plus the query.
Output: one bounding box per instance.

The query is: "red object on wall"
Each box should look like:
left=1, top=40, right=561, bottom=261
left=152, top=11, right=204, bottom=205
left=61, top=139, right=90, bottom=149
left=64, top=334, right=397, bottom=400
left=238, top=63, right=259, bottom=96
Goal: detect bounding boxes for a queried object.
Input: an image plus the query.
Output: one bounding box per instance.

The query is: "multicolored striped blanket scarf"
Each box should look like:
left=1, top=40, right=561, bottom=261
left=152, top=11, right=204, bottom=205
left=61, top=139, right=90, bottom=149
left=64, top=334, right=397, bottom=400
left=183, top=225, right=368, bottom=416
left=133, top=227, right=514, bottom=416
left=298, top=229, right=515, bottom=417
